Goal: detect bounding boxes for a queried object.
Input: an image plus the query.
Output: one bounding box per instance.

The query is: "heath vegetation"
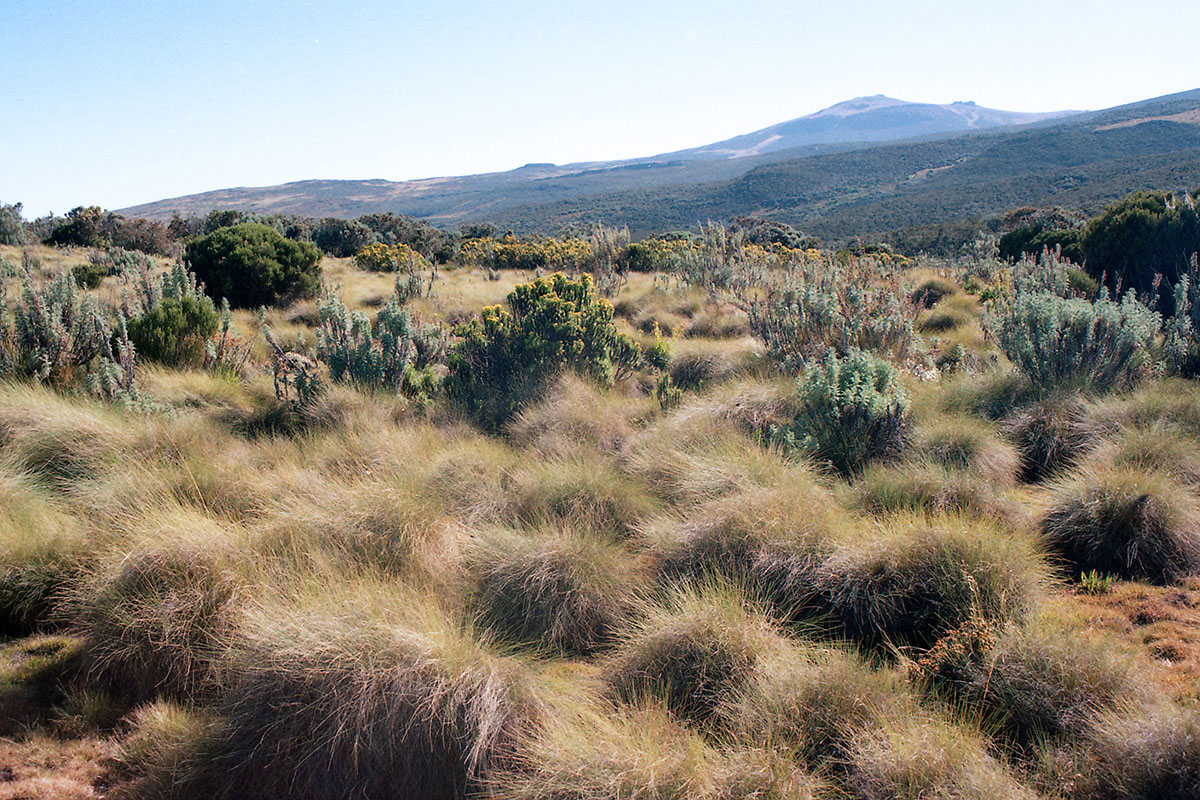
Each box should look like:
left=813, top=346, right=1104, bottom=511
left=0, top=189, right=1199, bottom=799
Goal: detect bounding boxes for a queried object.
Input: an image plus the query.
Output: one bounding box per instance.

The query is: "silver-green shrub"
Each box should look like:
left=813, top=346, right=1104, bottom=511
left=315, top=281, right=444, bottom=395
left=778, top=349, right=911, bottom=476
left=1164, top=254, right=1200, bottom=378
left=986, top=282, right=1159, bottom=394
left=747, top=253, right=917, bottom=368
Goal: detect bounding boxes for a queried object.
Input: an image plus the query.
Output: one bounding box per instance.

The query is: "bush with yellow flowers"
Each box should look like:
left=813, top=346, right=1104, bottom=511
left=353, top=242, right=429, bottom=273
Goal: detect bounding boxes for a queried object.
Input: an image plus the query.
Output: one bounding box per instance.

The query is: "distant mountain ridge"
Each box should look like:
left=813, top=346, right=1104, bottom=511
left=118, top=91, right=1200, bottom=240
left=653, top=95, right=1078, bottom=160
left=117, top=95, right=1083, bottom=222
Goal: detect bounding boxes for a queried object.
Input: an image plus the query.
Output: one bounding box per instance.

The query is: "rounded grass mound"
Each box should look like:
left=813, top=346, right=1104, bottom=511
left=73, top=513, right=246, bottom=702
left=0, top=467, right=88, bottom=634
left=1041, top=465, right=1200, bottom=584
left=466, top=526, right=643, bottom=656
left=955, top=609, right=1146, bottom=748
left=646, top=480, right=845, bottom=612
left=606, top=584, right=785, bottom=726
left=1003, top=396, right=1098, bottom=484
left=817, top=514, right=1045, bottom=650
left=853, top=460, right=1018, bottom=522
left=509, top=450, right=660, bottom=536
left=182, top=581, right=542, bottom=800
left=1081, top=704, right=1200, bottom=800
left=914, top=413, right=1018, bottom=484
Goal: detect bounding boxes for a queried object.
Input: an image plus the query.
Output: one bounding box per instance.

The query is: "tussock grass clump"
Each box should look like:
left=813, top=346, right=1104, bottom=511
left=1081, top=704, right=1200, bottom=800
left=113, top=700, right=219, bottom=799
left=1087, top=377, right=1200, bottom=438
left=818, top=514, right=1044, bottom=649
left=646, top=480, right=844, bottom=612
left=198, top=581, right=542, bottom=800
left=720, top=642, right=911, bottom=770
left=625, top=421, right=796, bottom=505
left=606, top=585, right=784, bottom=725
left=918, top=300, right=973, bottom=333
left=510, top=450, right=660, bottom=536
left=494, top=702, right=723, bottom=800
left=848, top=715, right=1036, bottom=800
left=1041, top=465, right=1200, bottom=583
left=941, top=370, right=1038, bottom=421
left=256, top=474, right=445, bottom=575
left=668, top=338, right=763, bottom=390
left=854, top=461, right=1018, bottom=522
left=73, top=512, right=246, bottom=702
left=665, top=378, right=799, bottom=440
left=507, top=374, right=656, bottom=457
left=0, top=468, right=88, bottom=634
left=910, top=275, right=959, bottom=308
left=0, top=385, right=137, bottom=485
left=956, top=610, right=1145, bottom=747
left=1088, top=422, right=1200, bottom=488
left=466, top=526, right=643, bottom=655
left=914, top=412, right=1018, bottom=483
left=1003, top=396, right=1098, bottom=483
left=1, top=634, right=86, bottom=731
left=425, top=436, right=517, bottom=526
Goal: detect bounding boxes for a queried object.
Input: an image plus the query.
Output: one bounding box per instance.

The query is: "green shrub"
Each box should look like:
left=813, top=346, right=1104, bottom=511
left=747, top=255, right=916, bottom=367
left=986, top=289, right=1159, bottom=394
left=3, top=269, right=110, bottom=384
left=445, top=273, right=642, bottom=431
left=0, top=202, right=25, bottom=246
left=127, top=294, right=220, bottom=367
left=1081, top=190, right=1200, bottom=305
left=312, top=216, right=375, bottom=257
left=315, top=284, right=444, bottom=396
left=72, top=259, right=108, bottom=289
left=1040, top=465, right=1200, bottom=584
left=1164, top=254, right=1200, bottom=377
left=778, top=349, right=910, bottom=477
left=185, top=222, right=321, bottom=309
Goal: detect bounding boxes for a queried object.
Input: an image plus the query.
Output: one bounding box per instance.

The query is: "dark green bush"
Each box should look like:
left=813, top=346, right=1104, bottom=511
left=1081, top=190, right=1200, bottom=306
left=778, top=350, right=910, bottom=477
left=127, top=295, right=220, bottom=367
left=185, top=223, right=321, bottom=309
left=0, top=202, right=26, bottom=246
left=445, top=273, right=642, bottom=431
left=313, top=217, right=375, bottom=258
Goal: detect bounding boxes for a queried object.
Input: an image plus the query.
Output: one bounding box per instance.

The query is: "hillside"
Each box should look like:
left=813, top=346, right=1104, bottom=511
left=117, top=95, right=1082, bottom=225
left=491, top=89, right=1200, bottom=237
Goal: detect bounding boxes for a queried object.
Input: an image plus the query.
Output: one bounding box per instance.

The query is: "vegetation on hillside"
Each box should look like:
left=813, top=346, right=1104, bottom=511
left=0, top=186, right=1199, bottom=799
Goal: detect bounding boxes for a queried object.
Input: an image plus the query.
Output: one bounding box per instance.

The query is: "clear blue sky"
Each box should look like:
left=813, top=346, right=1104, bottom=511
left=2, top=0, right=1198, bottom=217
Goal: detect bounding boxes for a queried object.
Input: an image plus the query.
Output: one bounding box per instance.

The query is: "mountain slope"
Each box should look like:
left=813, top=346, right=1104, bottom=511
left=117, top=95, right=1080, bottom=223
left=658, top=95, right=1077, bottom=160
left=486, top=88, right=1200, bottom=238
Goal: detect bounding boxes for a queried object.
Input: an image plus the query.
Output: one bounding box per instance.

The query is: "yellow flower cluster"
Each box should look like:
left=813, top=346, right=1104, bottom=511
left=459, top=235, right=594, bottom=271
left=354, top=242, right=429, bottom=273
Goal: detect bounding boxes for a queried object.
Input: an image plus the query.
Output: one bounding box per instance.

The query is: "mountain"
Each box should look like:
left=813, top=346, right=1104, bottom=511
left=117, top=95, right=1081, bottom=223
left=487, top=89, right=1200, bottom=239
left=656, top=95, right=1077, bottom=160
left=118, top=91, right=1200, bottom=241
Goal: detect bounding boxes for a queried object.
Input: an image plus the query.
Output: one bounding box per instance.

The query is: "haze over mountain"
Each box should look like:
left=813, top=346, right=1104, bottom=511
left=119, top=91, right=1200, bottom=240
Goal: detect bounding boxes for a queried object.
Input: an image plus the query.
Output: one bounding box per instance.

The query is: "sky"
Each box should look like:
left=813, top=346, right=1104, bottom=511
left=2, top=0, right=1199, bottom=218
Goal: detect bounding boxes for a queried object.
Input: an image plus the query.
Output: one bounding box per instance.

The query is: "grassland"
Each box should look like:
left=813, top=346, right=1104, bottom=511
left=1, top=241, right=1198, bottom=800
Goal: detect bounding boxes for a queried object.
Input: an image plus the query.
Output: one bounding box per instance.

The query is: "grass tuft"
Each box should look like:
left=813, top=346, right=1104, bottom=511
left=1041, top=464, right=1200, bottom=584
